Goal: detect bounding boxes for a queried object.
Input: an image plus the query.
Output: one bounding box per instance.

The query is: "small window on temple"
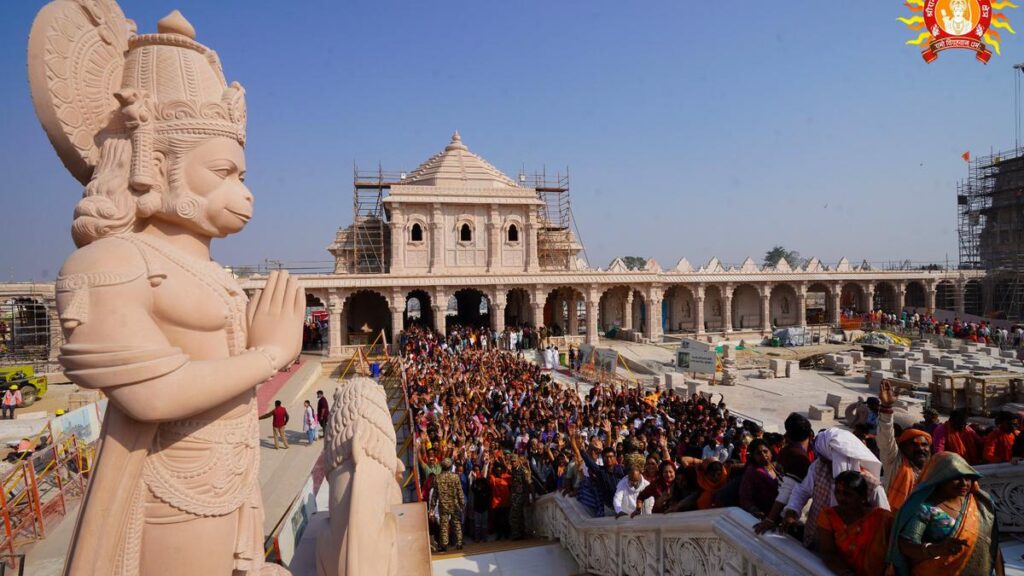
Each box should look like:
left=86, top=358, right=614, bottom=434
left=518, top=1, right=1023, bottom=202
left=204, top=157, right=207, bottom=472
left=507, top=224, right=519, bottom=242
left=410, top=223, right=423, bottom=242
left=460, top=223, right=472, bottom=242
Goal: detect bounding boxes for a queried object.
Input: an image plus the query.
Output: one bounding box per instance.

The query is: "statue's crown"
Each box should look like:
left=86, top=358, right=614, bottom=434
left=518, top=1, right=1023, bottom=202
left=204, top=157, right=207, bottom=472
left=28, top=1, right=246, bottom=186
left=122, top=11, right=246, bottom=147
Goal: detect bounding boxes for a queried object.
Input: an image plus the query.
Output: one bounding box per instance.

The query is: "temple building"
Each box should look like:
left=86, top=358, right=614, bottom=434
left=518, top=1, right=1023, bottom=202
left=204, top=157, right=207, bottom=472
left=236, top=132, right=977, bottom=357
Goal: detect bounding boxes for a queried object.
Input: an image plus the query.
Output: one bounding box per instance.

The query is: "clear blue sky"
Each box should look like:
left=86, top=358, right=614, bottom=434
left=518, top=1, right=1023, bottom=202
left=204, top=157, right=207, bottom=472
left=2, top=0, right=1022, bottom=280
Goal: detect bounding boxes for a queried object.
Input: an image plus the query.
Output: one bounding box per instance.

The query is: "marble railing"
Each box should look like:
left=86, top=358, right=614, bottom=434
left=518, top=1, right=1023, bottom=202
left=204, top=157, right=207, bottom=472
left=978, top=462, right=1024, bottom=533
left=532, top=494, right=832, bottom=576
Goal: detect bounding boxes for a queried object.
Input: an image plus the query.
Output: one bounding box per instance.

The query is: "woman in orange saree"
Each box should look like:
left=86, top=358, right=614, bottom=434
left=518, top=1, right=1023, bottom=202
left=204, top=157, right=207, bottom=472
left=695, top=459, right=729, bottom=510
left=887, top=452, right=1003, bottom=575
left=817, top=470, right=893, bottom=576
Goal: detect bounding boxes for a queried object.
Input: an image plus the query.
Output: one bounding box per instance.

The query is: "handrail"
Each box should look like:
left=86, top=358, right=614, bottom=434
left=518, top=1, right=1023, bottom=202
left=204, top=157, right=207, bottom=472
left=533, top=494, right=832, bottom=576
left=397, top=359, right=422, bottom=502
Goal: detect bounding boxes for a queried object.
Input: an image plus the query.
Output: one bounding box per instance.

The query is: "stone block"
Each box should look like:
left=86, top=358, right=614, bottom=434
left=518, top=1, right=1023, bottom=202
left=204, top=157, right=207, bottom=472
left=849, top=351, right=864, bottom=364
left=808, top=404, right=835, bottom=421
left=940, top=356, right=963, bottom=370
left=769, top=358, right=786, bottom=378
left=908, top=365, right=933, bottom=385
left=866, top=358, right=891, bottom=371
left=826, top=393, right=843, bottom=414
left=1001, top=349, right=1018, bottom=359
left=869, top=370, right=894, bottom=393
left=904, top=352, right=924, bottom=363
left=823, top=354, right=839, bottom=370
left=685, top=379, right=704, bottom=397
left=891, top=358, right=910, bottom=375
left=785, top=360, right=800, bottom=378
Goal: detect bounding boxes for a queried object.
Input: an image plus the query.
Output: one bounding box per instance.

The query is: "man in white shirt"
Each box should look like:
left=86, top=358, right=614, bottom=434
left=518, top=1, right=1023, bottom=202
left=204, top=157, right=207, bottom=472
left=613, top=466, right=652, bottom=518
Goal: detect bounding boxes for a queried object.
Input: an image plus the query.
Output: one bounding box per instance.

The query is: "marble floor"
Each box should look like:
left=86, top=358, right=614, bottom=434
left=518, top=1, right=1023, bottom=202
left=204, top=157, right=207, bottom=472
left=431, top=542, right=581, bottom=576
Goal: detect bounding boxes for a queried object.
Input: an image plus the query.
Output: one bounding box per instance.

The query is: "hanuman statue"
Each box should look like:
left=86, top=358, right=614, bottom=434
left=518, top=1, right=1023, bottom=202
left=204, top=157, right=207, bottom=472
left=28, top=1, right=303, bottom=574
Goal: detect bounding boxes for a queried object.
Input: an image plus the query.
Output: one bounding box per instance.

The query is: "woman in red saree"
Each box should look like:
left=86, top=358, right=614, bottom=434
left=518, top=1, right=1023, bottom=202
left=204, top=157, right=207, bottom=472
left=817, top=470, right=893, bottom=576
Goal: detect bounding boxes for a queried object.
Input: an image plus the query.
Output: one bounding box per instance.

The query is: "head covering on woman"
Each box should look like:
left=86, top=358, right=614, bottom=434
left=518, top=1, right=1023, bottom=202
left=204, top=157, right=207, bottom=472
left=886, top=452, right=999, bottom=576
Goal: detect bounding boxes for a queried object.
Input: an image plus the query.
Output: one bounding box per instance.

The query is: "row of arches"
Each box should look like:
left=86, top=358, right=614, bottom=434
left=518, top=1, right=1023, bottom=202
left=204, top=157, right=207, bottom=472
left=303, top=278, right=989, bottom=348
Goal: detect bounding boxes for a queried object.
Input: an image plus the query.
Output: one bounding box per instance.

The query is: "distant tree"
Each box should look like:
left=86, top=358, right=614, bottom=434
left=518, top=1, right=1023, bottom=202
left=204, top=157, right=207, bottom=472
left=621, top=256, right=648, bottom=270
left=763, top=246, right=802, bottom=268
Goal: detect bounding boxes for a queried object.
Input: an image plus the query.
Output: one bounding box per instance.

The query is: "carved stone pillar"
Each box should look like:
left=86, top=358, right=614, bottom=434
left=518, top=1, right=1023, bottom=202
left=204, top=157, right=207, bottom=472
left=532, top=301, right=545, bottom=329
left=695, top=285, right=706, bottom=335
left=896, top=285, right=907, bottom=313
left=586, top=286, right=600, bottom=345
left=390, top=290, right=404, bottom=350
left=623, top=292, right=634, bottom=331
left=567, top=295, right=579, bottom=336
left=760, top=289, right=771, bottom=332
left=430, top=203, right=444, bottom=274
left=926, top=287, right=937, bottom=316
left=831, top=284, right=842, bottom=325
left=433, top=305, right=447, bottom=335
left=797, top=288, right=807, bottom=328
left=492, top=303, right=506, bottom=333
left=328, top=290, right=345, bottom=358
left=723, top=285, right=734, bottom=333
left=954, top=283, right=965, bottom=315
left=864, top=284, right=875, bottom=312
left=390, top=204, right=405, bottom=274
left=645, top=297, right=662, bottom=341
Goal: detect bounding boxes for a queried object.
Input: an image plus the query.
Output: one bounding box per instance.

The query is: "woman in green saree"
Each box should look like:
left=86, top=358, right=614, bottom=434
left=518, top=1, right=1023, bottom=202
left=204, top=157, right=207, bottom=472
left=887, top=452, right=1003, bottom=575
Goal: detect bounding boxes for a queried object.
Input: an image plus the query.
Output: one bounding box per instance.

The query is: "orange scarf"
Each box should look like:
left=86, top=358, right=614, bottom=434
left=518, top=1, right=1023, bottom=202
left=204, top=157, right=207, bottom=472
left=887, top=458, right=919, bottom=510
left=911, top=495, right=980, bottom=576
left=945, top=430, right=979, bottom=465
left=818, top=507, right=892, bottom=576
left=696, top=462, right=729, bottom=510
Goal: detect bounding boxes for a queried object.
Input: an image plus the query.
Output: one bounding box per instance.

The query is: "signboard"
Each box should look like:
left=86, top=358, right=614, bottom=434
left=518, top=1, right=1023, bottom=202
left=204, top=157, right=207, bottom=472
left=677, top=348, right=717, bottom=374
left=679, top=338, right=713, bottom=353
left=595, top=348, right=618, bottom=374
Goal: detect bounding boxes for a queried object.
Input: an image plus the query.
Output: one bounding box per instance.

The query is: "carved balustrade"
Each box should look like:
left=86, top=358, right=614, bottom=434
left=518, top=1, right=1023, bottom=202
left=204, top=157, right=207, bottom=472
left=532, top=494, right=832, bottom=576
left=978, top=462, right=1024, bottom=533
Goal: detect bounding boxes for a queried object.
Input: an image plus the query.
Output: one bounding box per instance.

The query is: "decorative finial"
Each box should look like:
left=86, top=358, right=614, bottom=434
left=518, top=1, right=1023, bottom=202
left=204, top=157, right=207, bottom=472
left=445, top=130, right=467, bottom=152
left=452, top=130, right=461, bottom=143
left=157, top=10, right=196, bottom=39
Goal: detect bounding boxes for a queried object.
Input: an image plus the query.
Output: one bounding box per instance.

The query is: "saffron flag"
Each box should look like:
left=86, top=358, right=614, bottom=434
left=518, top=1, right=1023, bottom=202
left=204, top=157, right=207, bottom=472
left=962, top=151, right=971, bottom=162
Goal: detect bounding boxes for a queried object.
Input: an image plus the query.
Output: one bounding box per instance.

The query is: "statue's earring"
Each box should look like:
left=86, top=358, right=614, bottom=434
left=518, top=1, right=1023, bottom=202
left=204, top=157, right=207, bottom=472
left=175, top=196, right=201, bottom=220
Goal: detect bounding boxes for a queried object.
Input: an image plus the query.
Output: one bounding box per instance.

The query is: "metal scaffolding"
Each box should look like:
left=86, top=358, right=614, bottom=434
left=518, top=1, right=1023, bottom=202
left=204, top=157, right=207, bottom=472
left=520, top=168, right=588, bottom=269
left=340, top=165, right=399, bottom=274
left=958, top=148, right=1024, bottom=320
left=0, top=298, right=53, bottom=368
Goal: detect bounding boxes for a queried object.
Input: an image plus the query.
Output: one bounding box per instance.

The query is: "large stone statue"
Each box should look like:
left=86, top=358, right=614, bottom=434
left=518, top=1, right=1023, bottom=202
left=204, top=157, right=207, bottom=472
left=317, top=378, right=405, bottom=576
left=28, top=1, right=304, bottom=574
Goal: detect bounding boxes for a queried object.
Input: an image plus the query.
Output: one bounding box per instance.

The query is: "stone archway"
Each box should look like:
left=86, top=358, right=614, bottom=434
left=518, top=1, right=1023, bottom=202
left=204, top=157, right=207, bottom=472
left=504, top=288, right=531, bottom=328
left=840, top=283, right=865, bottom=313
left=303, top=292, right=327, bottom=352
left=731, top=284, right=761, bottom=331
left=345, top=290, right=391, bottom=345
left=405, top=289, right=434, bottom=330
left=806, top=282, right=831, bottom=325
left=450, top=288, right=490, bottom=329
left=936, top=281, right=956, bottom=311
left=545, top=286, right=586, bottom=337
left=769, top=284, right=799, bottom=328
left=873, top=281, right=898, bottom=313
left=664, top=285, right=696, bottom=333
left=703, top=285, right=724, bottom=331
left=905, top=281, right=927, bottom=311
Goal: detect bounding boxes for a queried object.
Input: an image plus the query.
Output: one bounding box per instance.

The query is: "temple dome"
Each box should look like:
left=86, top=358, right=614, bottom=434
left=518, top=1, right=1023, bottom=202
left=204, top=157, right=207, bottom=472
left=402, top=132, right=519, bottom=188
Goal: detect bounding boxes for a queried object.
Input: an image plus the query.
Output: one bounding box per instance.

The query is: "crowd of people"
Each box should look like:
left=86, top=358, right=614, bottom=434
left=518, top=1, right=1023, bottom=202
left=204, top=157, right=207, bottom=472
left=401, top=323, right=1016, bottom=573
left=843, top=307, right=1023, bottom=347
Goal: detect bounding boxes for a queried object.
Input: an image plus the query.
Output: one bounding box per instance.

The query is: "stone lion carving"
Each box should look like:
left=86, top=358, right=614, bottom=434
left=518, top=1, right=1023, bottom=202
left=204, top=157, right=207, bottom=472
left=317, top=377, right=405, bottom=576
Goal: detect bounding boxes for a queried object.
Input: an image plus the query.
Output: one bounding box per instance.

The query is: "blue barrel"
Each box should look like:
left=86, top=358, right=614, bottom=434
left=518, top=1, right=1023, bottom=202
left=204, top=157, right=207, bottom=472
left=370, top=362, right=381, bottom=378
